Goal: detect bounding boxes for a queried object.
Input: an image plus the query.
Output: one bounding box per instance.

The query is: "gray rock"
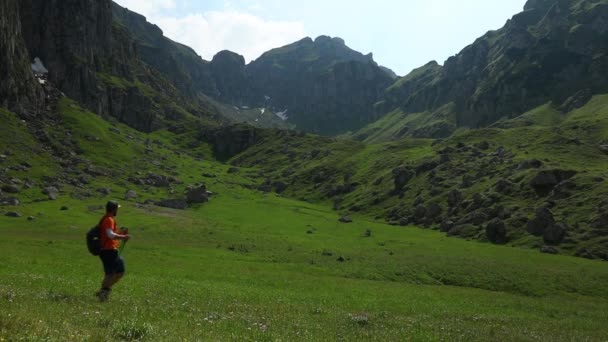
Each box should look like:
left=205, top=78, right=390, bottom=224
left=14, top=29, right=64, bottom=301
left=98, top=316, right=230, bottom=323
left=540, top=246, right=559, bottom=254
left=97, top=188, right=112, bottom=196
left=599, top=145, right=608, bottom=155
left=486, top=219, right=507, bottom=244
left=1, top=197, right=20, bottom=206
left=125, top=190, right=138, bottom=200
left=186, top=185, right=210, bottom=203
left=392, top=166, right=414, bottom=192
left=339, top=215, right=353, bottom=223
left=2, top=184, right=20, bottom=194
left=447, top=189, right=463, bottom=207
left=516, top=159, right=543, bottom=170
left=5, top=211, right=21, bottom=218
left=156, top=199, right=188, bottom=210
left=530, top=170, right=577, bottom=195
left=426, top=203, right=442, bottom=219
left=527, top=207, right=555, bottom=236
left=544, top=223, right=566, bottom=245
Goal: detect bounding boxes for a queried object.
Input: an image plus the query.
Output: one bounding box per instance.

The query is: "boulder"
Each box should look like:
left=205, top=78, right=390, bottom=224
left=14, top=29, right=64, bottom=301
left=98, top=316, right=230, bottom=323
left=516, top=159, right=543, bottom=170
left=527, top=207, right=555, bottom=236
left=530, top=170, right=577, bottom=195
left=413, top=205, right=427, bottom=222
left=2, top=184, right=20, bottom=194
left=447, top=189, right=463, bottom=207
left=426, top=203, right=442, bottom=219
left=273, top=181, right=288, bottom=194
left=440, top=220, right=455, bottom=233
left=5, top=211, right=21, bottom=218
left=494, top=179, right=514, bottom=195
left=540, top=246, right=559, bottom=254
left=599, top=145, right=608, bottom=155
left=339, top=215, right=353, bottom=223
left=1, top=197, right=20, bottom=206
left=156, top=199, right=188, bottom=210
left=544, top=223, right=566, bottom=245
left=125, top=190, right=138, bottom=200
left=486, top=219, right=507, bottom=244
left=97, top=188, right=112, bottom=196
left=392, top=166, right=414, bottom=192
left=186, top=185, right=210, bottom=203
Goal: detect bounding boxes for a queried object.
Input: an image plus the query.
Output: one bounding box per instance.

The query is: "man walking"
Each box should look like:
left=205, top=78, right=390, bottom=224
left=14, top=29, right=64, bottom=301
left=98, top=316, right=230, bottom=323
left=96, top=200, right=130, bottom=302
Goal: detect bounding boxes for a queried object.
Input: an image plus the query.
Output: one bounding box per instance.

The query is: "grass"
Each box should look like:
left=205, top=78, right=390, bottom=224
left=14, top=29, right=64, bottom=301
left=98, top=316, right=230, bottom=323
left=1, top=190, right=608, bottom=341
left=2, top=94, right=608, bottom=339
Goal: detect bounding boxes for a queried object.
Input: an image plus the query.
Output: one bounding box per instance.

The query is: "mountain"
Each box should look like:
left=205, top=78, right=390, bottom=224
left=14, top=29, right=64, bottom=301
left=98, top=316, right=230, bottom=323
left=360, top=0, right=608, bottom=141
left=112, top=3, right=394, bottom=135
left=246, top=36, right=394, bottom=135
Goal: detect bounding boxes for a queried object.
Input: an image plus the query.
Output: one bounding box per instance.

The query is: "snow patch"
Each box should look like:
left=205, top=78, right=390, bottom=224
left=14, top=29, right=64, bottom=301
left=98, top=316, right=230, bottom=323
left=31, top=57, right=48, bottom=75
left=260, top=108, right=266, bottom=115
left=275, top=109, right=288, bottom=121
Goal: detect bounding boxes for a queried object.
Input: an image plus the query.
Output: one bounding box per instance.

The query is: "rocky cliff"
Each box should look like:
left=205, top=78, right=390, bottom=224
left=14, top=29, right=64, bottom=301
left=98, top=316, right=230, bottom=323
left=246, top=36, right=394, bottom=135
left=0, top=0, right=42, bottom=112
left=376, top=0, right=608, bottom=136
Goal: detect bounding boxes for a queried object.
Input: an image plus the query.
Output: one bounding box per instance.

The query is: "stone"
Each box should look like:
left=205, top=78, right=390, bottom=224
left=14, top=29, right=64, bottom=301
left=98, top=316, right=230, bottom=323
left=440, top=220, right=454, bottom=233
left=1, top=197, right=20, bottom=206
left=60, top=206, right=69, bottom=211
left=600, top=145, right=608, bottom=155
left=426, top=203, right=442, bottom=219
left=186, top=185, right=210, bottom=203
left=494, top=179, right=514, bottom=195
left=527, top=207, right=555, bottom=236
left=5, top=211, right=21, bottom=218
left=125, top=190, right=138, bottom=200
left=486, top=219, right=507, bottom=244
left=447, top=189, right=463, bottom=207
left=273, top=181, right=288, bottom=194
left=156, top=199, right=188, bottom=210
left=97, top=188, right=112, bottom=196
left=540, top=246, right=559, bottom=254
left=202, top=173, right=217, bottom=178
left=339, top=215, right=353, bottom=223
left=516, top=159, right=543, bottom=170
left=392, top=166, right=414, bottom=192
left=27, top=216, right=35, bottom=221
left=530, top=170, right=577, bottom=195
left=2, top=184, right=20, bottom=194
left=544, top=223, right=566, bottom=245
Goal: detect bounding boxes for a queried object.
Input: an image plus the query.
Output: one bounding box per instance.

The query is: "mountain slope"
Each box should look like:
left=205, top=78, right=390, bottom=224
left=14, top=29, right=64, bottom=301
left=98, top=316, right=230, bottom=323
left=364, top=0, right=608, bottom=140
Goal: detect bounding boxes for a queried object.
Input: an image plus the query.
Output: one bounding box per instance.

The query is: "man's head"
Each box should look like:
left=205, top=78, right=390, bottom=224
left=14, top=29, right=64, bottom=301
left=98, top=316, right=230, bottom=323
left=106, top=200, right=121, bottom=216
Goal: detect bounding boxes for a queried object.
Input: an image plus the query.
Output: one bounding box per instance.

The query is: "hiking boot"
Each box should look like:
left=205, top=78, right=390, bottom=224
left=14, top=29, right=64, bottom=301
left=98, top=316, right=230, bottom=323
left=95, top=288, right=111, bottom=302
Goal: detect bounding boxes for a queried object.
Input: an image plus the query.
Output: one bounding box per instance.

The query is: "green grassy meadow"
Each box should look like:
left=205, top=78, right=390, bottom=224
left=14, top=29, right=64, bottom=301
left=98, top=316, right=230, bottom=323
left=1, top=186, right=608, bottom=341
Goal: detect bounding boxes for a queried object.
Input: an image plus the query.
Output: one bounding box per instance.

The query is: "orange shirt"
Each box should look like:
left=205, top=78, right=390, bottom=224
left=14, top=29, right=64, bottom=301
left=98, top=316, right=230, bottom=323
left=100, top=215, right=119, bottom=250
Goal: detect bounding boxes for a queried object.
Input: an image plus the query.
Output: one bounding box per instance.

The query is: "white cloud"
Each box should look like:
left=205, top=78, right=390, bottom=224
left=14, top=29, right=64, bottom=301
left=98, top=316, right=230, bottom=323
left=115, top=0, right=176, bottom=18
left=114, top=1, right=307, bottom=62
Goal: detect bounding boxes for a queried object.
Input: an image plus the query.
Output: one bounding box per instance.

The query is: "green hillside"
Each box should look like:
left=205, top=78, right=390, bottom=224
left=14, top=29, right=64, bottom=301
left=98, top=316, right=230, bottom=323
left=1, top=105, right=608, bottom=341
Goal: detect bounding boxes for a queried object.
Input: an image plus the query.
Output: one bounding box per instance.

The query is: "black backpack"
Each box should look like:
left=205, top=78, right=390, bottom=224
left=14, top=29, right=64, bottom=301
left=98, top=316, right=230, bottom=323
left=86, top=224, right=101, bottom=256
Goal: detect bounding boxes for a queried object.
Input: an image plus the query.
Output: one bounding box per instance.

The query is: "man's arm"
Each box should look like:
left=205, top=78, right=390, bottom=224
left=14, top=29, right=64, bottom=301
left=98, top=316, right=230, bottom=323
left=105, top=228, right=130, bottom=241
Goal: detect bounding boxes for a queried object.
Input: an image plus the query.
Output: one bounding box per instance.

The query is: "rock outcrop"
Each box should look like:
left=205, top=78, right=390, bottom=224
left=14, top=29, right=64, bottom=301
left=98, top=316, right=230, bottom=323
left=0, top=0, right=42, bottom=111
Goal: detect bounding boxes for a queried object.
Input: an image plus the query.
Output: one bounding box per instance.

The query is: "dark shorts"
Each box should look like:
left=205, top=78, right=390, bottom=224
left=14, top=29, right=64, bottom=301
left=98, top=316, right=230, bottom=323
left=99, top=250, right=125, bottom=275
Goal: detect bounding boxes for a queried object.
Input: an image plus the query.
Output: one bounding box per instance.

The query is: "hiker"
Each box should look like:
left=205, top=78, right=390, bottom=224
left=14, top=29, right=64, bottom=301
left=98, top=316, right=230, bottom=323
left=96, top=200, right=130, bottom=302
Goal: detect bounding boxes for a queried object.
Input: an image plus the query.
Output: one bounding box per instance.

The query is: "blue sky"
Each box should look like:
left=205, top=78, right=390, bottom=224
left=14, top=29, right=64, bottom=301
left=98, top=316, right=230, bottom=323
left=114, top=0, right=527, bottom=75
